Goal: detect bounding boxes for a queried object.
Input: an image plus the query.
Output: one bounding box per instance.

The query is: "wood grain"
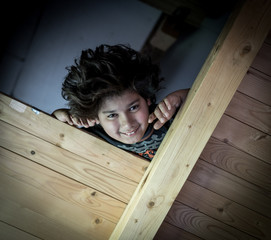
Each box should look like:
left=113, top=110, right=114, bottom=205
left=0, top=145, right=126, bottom=223
left=165, top=202, right=257, bottom=240
left=0, top=221, right=41, bottom=240
left=188, top=159, right=271, bottom=218
left=154, top=221, right=202, bottom=240
left=212, top=115, right=271, bottom=164
left=251, top=42, right=271, bottom=76
left=238, top=68, right=271, bottom=106
left=200, top=137, right=271, bottom=191
left=0, top=147, right=116, bottom=240
left=0, top=93, right=149, bottom=183
left=225, top=91, right=271, bottom=134
left=0, top=120, right=137, bottom=203
left=177, top=181, right=271, bottom=239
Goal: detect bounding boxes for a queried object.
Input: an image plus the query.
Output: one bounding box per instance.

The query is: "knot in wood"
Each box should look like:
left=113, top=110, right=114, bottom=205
left=241, top=44, right=252, bottom=56
left=148, top=201, right=155, bottom=208
left=217, top=207, right=224, bottom=213
left=59, top=133, right=64, bottom=139
left=95, top=218, right=101, bottom=224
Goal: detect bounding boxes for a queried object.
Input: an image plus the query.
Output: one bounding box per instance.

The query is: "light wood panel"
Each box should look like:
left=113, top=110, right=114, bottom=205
left=0, top=147, right=116, bottom=240
left=0, top=120, right=136, bottom=203
left=0, top=93, right=149, bottom=183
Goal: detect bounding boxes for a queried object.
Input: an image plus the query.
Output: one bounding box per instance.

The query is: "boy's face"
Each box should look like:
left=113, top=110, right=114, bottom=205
left=97, top=90, right=151, bottom=144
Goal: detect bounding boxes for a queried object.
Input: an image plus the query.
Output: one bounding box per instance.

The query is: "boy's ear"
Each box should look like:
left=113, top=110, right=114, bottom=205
left=147, top=99, right=152, bottom=106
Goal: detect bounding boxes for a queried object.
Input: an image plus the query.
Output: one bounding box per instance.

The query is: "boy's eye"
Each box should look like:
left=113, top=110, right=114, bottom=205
left=107, top=113, right=118, bottom=119
left=129, top=104, right=139, bottom=111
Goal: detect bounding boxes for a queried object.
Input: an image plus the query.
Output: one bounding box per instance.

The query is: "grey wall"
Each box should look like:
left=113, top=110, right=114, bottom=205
left=0, top=0, right=228, bottom=114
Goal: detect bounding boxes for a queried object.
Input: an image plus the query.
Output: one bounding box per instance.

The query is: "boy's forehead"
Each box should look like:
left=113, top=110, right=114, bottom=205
left=99, top=90, right=141, bottom=111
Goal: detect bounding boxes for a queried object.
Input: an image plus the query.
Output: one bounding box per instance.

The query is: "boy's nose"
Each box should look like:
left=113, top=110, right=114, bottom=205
left=120, top=114, right=133, bottom=128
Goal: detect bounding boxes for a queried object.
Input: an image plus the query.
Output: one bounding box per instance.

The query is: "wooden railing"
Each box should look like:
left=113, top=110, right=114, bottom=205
left=0, top=0, right=270, bottom=239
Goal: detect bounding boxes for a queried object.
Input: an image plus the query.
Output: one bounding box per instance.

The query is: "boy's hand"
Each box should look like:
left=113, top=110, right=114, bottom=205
left=148, top=91, right=183, bottom=130
left=52, top=109, right=96, bottom=128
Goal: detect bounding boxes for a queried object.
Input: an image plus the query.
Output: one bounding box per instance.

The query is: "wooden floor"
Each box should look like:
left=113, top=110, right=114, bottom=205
left=154, top=31, right=271, bottom=240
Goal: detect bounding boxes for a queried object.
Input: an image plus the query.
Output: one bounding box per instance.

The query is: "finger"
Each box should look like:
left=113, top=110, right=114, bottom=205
left=163, top=98, right=172, bottom=110
left=153, top=119, right=164, bottom=130
left=66, top=115, right=74, bottom=125
left=148, top=112, right=157, bottom=123
left=154, top=109, right=166, bottom=124
left=158, top=102, right=170, bottom=118
left=87, top=119, right=96, bottom=127
left=82, top=118, right=95, bottom=128
left=71, top=116, right=82, bottom=126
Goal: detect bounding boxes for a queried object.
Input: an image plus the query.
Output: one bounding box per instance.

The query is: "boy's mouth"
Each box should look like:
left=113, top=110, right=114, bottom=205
left=121, top=127, right=139, bottom=136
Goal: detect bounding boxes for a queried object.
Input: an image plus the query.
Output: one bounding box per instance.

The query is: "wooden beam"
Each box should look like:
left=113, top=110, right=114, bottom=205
left=110, top=0, right=271, bottom=239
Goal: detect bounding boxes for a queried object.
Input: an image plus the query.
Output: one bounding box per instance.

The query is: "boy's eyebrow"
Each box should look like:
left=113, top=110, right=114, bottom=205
left=127, top=99, right=140, bottom=107
left=101, top=98, right=140, bottom=114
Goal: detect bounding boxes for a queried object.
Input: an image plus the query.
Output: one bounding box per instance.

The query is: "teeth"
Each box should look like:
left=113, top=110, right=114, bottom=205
left=126, top=131, right=135, bottom=136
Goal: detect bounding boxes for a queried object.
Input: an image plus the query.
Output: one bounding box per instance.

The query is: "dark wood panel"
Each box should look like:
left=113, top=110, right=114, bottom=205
left=154, top=221, right=202, bottom=240
left=0, top=221, right=41, bottom=240
left=238, top=68, right=271, bottom=106
left=251, top=43, right=271, bottom=76
left=177, top=181, right=271, bottom=239
left=188, top=159, right=271, bottom=218
left=265, top=30, right=271, bottom=45
left=212, top=115, right=271, bottom=164
left=225, top=91, right=271, bottom=134
left=165, top=202, right=257, bottom=240
left=200, top=137, right=271, bottom=191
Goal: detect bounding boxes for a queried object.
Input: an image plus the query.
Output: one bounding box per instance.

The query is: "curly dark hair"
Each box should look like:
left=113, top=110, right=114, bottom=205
left=62, top=44, right=163, bottom=119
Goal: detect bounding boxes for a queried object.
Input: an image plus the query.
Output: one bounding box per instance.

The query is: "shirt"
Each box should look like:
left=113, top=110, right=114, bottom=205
left=86, top=118, right=174, bottom=161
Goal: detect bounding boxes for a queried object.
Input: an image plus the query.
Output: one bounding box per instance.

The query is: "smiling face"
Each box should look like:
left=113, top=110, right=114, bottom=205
left=97, top=90, right=151, bottom=144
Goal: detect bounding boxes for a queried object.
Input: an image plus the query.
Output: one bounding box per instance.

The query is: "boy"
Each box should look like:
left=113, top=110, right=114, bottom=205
left=53, top=44, right=189, bottom=160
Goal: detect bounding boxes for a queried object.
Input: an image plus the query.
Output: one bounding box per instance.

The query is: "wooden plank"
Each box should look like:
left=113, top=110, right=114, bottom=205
left=110, top=1, right=271, bottom=239
left=265, top=30, right=271, bottom=45
left=251, top=42, right=271, bottom=76
left=165, top=202, right=258, bottom=240
left=188, top=159, right=271, bottom=218
left=0, top=120, right=136, bottom=203
left=154, top=221, right=202, bottom=240
left=0, top=93, right=149, bottom=183
left=225, top=91, right=271, bottom=134
left=0, top=221, right=41, bottom=240
left=0, top=147, right=116, bottom=240
left=238, top=68, right=271, bottom=105
left=0, top=144, right=126, bottom=223
left=212, top=115, right=271, bottom=164
left=200, top=137, right=271, bottom=191
left=177, top=181, right=271, bottom=239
